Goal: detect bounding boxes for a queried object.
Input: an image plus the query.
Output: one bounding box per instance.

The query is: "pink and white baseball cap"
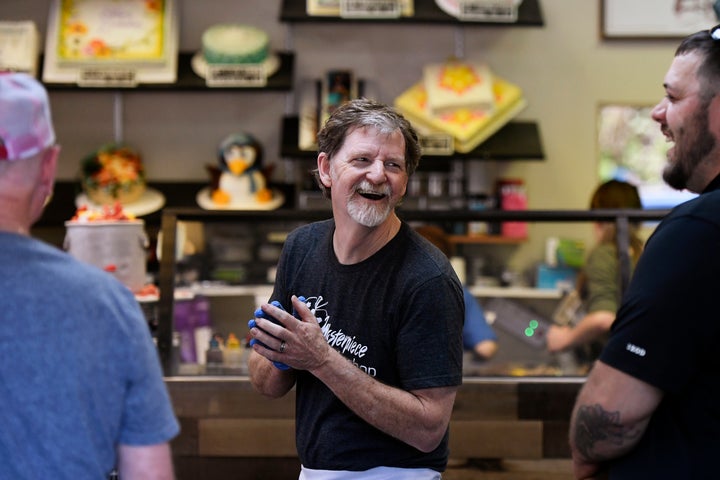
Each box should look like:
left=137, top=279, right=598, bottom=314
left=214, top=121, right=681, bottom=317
left=0, top=73, right=55, bottom=161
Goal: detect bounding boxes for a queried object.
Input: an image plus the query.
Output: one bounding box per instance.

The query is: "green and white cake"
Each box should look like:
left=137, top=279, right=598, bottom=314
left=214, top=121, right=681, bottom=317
left=201, top=24, right=269, bottom=65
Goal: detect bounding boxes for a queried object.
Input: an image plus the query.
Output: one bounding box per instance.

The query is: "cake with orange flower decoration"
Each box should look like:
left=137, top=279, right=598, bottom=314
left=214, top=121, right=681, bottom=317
left=423, top=61, right=496, bottom=116
left=394, top=68, right=526, bottom=153
left=56, top=0, right=167, bottom=64
left=81, top=144, right=146, bottom=205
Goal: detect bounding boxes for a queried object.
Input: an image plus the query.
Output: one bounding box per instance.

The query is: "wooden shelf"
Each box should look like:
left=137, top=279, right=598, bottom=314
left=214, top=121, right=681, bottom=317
left=467, top=285, right=562, bottom=299
left=279, top=0, right=544, bottom=26
left=41, top=52, right=295, bottom=92
left=35, top=181, right=294, bottom=229
left=450, top=234, right=527, bottom=245
left=280, top=116, right=545, bottom=164
left=39, top=188, right=671, bottom=231
left=178, top=283, right=559, bottom=301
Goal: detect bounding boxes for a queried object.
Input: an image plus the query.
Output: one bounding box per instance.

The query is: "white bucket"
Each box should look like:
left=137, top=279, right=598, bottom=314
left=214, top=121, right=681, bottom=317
left=64, top=220, right=149, bottom=292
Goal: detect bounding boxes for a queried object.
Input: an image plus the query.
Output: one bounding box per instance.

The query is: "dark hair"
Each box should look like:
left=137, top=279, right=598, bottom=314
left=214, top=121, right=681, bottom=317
left=589, top=179, right=642, bottom=210
left=590, top=179, right=644, bottom=262
left=675, top=27, right=720, bottom=101
left=415, top=225, right=454, bottom=258
left=313, top=98, right=422, bottom=198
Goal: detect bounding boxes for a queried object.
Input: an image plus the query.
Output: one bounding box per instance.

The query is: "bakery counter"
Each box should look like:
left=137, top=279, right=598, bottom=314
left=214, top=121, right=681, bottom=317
left=165, top=371, right=584, bottom=479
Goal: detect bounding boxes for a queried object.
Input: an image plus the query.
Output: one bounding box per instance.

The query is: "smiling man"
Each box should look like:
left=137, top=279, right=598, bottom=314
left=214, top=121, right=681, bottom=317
left=247, top=98, right=464, bottom=479
left=568, top=26, right=720, bottom=480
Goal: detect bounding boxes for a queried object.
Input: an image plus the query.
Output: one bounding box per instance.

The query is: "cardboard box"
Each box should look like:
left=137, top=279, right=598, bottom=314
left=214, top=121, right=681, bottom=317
left=536, top=264, right=578, bottom=290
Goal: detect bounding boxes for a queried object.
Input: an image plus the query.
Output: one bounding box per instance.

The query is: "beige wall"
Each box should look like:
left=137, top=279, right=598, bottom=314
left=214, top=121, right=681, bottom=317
left=1, top=0, right=684, bottom=270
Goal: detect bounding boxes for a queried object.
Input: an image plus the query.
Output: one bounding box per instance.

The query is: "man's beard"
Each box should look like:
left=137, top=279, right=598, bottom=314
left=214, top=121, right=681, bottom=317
left=663, top=99, right=715, bottom=191
left=346, top=182, right=394, bottom=227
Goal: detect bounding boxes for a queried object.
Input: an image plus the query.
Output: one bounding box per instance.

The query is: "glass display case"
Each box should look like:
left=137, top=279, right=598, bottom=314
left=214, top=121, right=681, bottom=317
left=155, top=207, right=668, bottom=377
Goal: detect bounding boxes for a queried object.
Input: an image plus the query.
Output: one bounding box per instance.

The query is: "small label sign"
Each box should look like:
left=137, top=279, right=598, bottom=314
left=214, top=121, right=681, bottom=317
left=206, top=64, right=267, bottom=87
left=458, top=0, right=518, bottom=22
left=78, top=68, right=137, bottom=87
left=341, top=0, right=401, bottom=18
left=420, top=133, right=454, bottom=156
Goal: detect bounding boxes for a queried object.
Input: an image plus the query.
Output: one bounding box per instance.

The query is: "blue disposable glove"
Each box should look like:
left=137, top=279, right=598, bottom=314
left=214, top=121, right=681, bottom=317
left=248, top=297, right=306, bottom=370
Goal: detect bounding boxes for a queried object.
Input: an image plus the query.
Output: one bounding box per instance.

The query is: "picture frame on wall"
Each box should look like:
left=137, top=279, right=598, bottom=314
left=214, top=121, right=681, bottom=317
left=596, top=103, right=696, bottom=208
left=601, top=0, right=720, bottom=39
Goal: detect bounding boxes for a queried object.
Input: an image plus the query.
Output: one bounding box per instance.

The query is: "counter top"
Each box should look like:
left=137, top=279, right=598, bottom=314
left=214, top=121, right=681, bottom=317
left=165, top=371, right=583, bottom=479
left=167, top=350, right=590, bottom=379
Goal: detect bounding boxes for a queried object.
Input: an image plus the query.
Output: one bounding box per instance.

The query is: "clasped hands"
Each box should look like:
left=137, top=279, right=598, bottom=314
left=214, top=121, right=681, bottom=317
left=248, top=295, right=329, bottom=371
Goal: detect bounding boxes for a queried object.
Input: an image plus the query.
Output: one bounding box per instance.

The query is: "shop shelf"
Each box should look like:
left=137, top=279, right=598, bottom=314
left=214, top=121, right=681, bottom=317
left=279, top=115, right=545, bottom=165
left=280, top=0, right=544, bottom=26
left=40, top=52, right=295, bottom=91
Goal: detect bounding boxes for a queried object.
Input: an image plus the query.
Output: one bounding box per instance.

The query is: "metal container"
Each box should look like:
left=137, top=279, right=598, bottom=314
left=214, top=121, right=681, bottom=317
left=64, top=220, right=148, bottom=292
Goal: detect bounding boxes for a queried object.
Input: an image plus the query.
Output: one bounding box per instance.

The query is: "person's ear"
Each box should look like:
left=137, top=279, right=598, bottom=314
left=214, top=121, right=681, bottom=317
left=36, top=145, right=59, bottom=207
left=40, top=145, right=59, bottom=194
left=317, top=152, right=332, bottom=188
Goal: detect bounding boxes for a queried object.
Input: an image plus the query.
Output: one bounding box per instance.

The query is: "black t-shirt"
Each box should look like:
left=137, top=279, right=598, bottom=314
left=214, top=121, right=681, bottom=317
left=600, top=176, right=720, bottom=479
left=271, top=220, right=464, bottom=472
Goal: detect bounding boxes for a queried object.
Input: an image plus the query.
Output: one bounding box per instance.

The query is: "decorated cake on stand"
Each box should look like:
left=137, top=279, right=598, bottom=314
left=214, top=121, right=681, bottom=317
left=197, top=133, right=284, bottom=210
left=75, top=143, right=165, bottom=216
left=42, top=0, right=179, bottom=84
left=394, top=60, right=527, bottom=154
left=65, top=202, right=150, bottom=294
left=191, top=24, right=280, bottom=83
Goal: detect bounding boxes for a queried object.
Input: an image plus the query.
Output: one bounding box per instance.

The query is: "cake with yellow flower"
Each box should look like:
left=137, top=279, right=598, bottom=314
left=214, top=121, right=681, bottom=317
left=394, top=63, right=527, bottom=153
left=423, top=61, right=496, bottom=116
left=80, top=144, right=146, bottom=205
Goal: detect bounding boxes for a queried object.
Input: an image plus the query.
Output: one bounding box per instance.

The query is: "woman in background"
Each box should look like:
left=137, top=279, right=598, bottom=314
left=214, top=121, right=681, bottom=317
left=546, top=179, right=644, bottom=357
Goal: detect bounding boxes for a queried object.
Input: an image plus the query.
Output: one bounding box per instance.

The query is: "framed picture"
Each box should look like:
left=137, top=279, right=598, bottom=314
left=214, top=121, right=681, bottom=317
left=602, top=0, right=720, bottom=39
left=597, top=104, right=696, bottom=208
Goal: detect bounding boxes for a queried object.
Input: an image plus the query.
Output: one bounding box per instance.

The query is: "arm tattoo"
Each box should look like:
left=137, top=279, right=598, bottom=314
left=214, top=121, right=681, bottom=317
left=573, top=403, right=642, bottom=462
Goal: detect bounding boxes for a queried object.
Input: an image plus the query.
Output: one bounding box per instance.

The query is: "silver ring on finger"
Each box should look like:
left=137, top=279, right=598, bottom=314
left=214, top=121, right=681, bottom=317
left=279, top=341, right=287, bottom=353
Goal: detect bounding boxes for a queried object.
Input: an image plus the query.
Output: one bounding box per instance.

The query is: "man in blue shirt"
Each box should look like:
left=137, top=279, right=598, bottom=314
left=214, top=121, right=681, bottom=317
left=0, top=73, right=179, bottom=479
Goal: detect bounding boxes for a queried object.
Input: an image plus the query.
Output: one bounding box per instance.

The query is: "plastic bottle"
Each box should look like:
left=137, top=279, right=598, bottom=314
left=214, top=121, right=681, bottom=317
left=496, top=178, right=528, bottom=238
left=193, top=295, right=213, bottom=365
left=224, top=333, right=244, bottom=368
left=205, top=337, right=224, bottom=373
left=173, top=291, right=196, bottom=363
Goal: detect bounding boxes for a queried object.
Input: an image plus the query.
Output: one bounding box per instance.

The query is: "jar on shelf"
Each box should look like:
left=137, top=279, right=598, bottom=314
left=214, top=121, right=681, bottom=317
left=496, top=178, right=528, bottom=238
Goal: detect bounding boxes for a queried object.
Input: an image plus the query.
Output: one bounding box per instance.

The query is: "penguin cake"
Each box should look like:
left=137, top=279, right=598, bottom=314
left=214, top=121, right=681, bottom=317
left=200, top=133, right=282, bottom=210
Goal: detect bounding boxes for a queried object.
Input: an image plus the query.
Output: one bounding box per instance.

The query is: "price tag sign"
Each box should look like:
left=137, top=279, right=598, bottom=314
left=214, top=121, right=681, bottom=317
left=457, top=0, right=518, bottom=22
left=341, top=0, right=401, bottom=19
left=420, top=133, right=454, bottom=156
left=78, top=68, right=137, bottom=87
left=206, top=64, right=266, bottom=87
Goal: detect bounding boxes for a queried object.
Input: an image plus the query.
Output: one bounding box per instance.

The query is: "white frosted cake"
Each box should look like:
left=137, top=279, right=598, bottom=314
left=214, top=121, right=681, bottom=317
left=201, top=24, right=269, bottom=64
